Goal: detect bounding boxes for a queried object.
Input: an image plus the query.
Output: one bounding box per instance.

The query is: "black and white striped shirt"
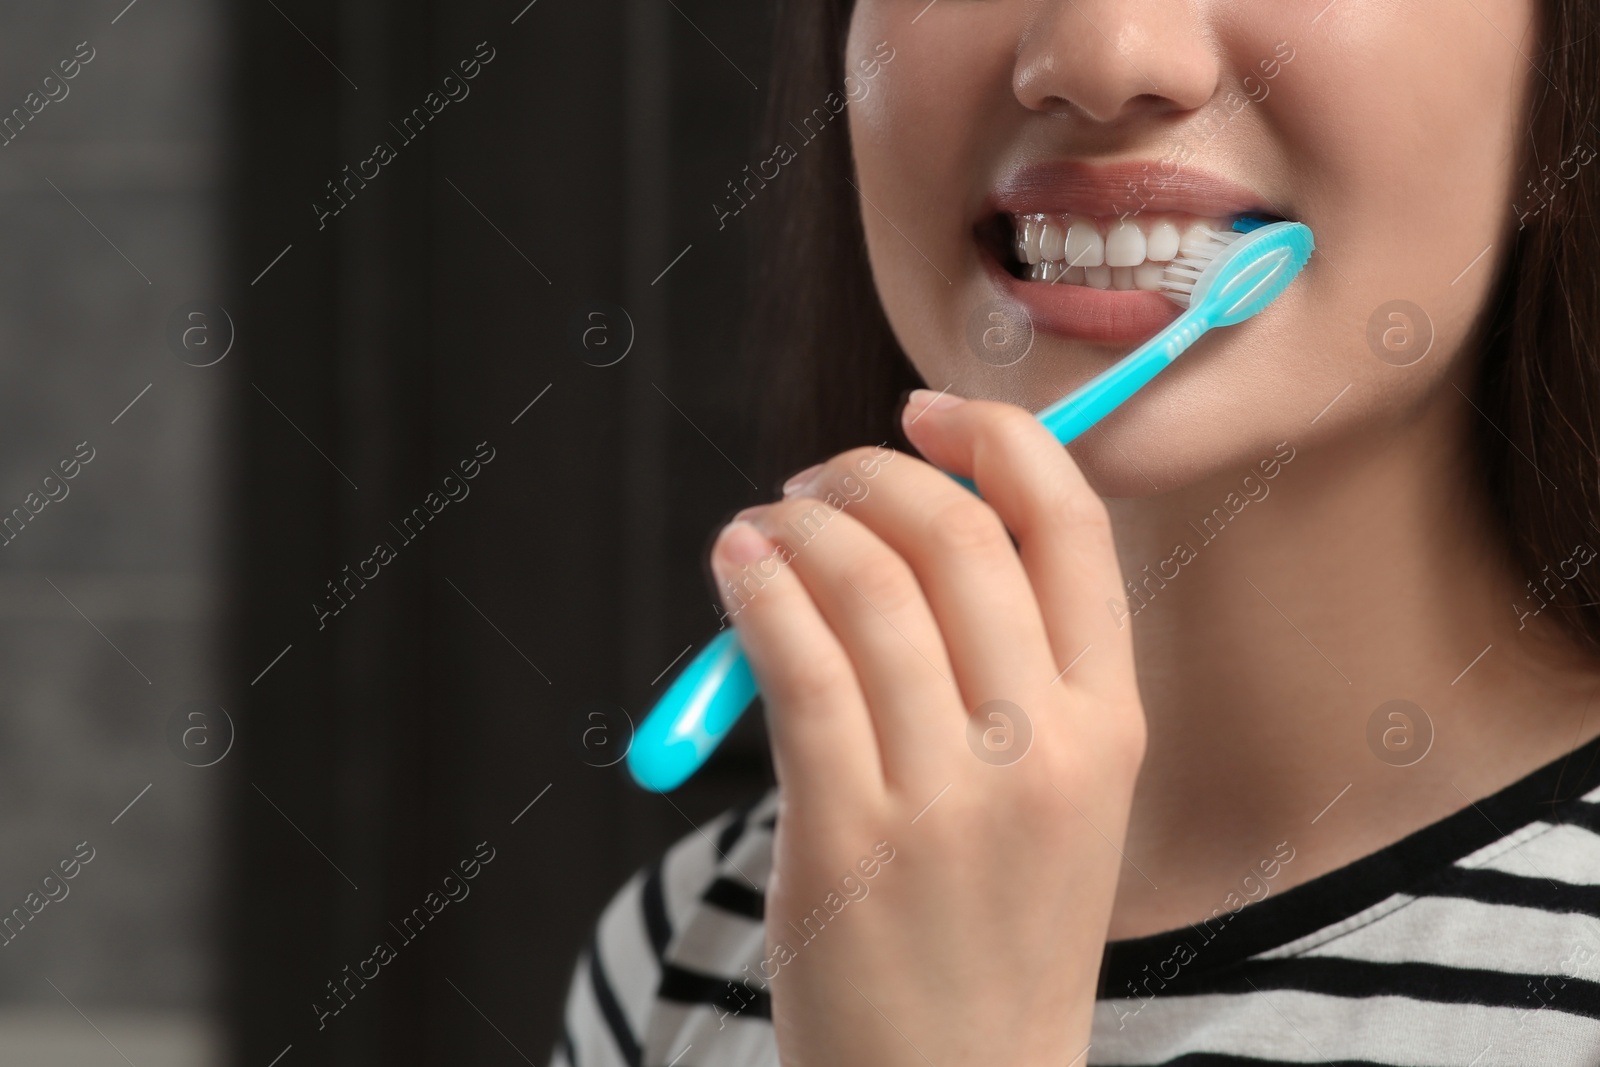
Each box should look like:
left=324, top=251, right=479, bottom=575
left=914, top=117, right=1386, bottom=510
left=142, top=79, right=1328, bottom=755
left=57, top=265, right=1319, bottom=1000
left=551, top=732, right=1600, bottom=1066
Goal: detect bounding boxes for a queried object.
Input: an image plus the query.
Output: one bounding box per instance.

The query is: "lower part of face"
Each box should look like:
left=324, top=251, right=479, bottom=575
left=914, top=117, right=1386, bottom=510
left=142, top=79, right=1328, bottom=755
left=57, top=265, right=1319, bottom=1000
left=844, top=0, right=1536, bottom=496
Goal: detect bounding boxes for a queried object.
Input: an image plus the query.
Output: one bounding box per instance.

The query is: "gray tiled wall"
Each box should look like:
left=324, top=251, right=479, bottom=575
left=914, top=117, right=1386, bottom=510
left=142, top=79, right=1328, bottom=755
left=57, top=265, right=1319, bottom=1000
left=0, top=0, right=222, bottom=1061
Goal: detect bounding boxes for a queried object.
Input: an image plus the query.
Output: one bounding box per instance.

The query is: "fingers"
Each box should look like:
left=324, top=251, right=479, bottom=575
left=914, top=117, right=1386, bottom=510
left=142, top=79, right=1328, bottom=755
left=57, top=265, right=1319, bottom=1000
left=897, top=390, right=1136, bottom=695
left=738, top=494, right=963, bottom=787
left=780, top=441, right=1061, bottom=717
left=710, top=519, right=882, bottom=807
left=728, top=390, right=1136, bottom=806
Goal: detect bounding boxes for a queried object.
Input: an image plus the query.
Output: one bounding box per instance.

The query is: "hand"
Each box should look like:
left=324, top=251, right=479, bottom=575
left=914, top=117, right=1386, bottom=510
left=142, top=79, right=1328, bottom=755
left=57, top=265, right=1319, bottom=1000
left=707, top=389, right=1147, bottom=1067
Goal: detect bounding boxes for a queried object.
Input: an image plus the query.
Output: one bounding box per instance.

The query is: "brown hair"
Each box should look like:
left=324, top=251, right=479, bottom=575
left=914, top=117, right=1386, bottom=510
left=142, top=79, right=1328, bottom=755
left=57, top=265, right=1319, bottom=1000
left=1479, top=0, right=1600, bottom=652
left=745, top=0, right=1600, bottom=650
left=744, top=0, right=915, bottom=488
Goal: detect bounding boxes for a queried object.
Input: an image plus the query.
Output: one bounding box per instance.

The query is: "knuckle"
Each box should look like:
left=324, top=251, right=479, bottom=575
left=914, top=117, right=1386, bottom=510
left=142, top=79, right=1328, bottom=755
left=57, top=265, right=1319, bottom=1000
left=768, top=496, right=838, bottom=546
left=839, top=553, right=922, bottom=618
left=973, top=402, right=1046, bottom=465
left=1118, top=734, right=1148, bottom=782
left=1039, top=479, right=1113, bottom=539
left=926, top=495, right=1010, bottom=557
left=1044, top=708, right=1148, bottom=785
left=779, top=658, right=857, bottom=709
left=992, top=403, right=1043, bottom=449
left=1103, top=713, right=1149, bottom=778
left=979, top=403, right=1114, bottom=539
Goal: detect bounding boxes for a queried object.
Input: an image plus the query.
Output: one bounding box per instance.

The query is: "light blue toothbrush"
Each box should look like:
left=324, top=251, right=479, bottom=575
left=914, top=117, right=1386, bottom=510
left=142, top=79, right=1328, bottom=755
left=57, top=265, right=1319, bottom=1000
left=627, top=216, right=1315, bottom=792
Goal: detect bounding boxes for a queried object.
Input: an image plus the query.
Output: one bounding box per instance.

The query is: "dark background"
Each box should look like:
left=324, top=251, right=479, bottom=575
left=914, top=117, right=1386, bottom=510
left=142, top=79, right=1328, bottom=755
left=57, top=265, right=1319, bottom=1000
left=0, top=0, right=786, bottom=1063
left=227, top=0, right=783, bottom=1063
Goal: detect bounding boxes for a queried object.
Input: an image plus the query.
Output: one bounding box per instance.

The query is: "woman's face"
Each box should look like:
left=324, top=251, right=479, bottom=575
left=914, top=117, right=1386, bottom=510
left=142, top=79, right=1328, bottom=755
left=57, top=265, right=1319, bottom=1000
left=845, top=0, right=1538, bottom=495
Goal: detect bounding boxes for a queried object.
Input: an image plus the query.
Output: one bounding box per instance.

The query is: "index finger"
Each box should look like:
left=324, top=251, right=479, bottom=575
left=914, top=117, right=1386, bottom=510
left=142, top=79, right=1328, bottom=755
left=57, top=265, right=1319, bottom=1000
left=898, top=391, right=1136, bottom=695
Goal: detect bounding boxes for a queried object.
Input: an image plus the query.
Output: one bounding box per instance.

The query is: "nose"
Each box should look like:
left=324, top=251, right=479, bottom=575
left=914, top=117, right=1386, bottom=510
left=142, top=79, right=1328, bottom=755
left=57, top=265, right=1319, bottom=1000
left=1012, top=1, right=1218, bottom=124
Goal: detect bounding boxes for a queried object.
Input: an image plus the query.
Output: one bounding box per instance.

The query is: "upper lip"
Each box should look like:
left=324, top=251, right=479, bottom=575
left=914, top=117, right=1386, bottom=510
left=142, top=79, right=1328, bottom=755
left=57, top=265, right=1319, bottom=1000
left=987, top=159, right=1284, bottom=220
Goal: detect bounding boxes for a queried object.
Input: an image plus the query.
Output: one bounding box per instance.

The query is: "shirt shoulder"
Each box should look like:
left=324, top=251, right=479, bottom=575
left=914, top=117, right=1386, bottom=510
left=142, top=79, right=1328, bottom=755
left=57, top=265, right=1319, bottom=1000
left=553, top=787, right=780, bottom=1067
left=1094, top=776, right=1600, bottom=1065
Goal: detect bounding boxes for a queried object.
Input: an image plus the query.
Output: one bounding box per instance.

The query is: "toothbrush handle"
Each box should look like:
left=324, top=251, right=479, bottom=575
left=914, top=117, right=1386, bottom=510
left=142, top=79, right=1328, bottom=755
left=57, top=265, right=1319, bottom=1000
left=628, top=626, right=758, bottom=792
left=948, top=306, right=1209, bottom=493
left=629, top=305, right=1211, bottom=791
left=1037, top=308, right=1209, bottom=443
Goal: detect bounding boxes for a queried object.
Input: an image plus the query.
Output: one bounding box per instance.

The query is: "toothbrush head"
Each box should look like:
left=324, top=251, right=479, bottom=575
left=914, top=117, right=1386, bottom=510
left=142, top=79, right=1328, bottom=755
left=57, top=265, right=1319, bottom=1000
left=1159, top=216, right=1315, bottom=324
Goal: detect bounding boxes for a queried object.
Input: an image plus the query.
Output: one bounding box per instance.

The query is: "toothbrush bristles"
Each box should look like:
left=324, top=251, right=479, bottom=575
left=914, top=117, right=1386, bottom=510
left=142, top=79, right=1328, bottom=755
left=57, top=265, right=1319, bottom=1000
left=1159, top=226, right=1245, bottom=308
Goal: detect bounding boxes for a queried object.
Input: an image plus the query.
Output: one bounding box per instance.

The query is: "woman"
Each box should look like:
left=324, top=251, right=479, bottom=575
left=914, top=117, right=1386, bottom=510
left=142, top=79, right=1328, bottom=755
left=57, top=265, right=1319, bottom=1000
left=554, top=0, right=1600, bottom=1062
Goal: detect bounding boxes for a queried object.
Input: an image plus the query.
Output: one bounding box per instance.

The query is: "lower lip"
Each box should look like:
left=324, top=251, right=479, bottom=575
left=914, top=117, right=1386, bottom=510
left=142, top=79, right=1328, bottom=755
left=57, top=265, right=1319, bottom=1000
left=983, top=254, right=1183, bottom=345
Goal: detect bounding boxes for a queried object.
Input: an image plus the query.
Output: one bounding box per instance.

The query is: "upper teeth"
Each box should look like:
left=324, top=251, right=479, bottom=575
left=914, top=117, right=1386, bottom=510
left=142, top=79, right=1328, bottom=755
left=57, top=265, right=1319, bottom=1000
left=1012, top=212, right=1232, bottom=291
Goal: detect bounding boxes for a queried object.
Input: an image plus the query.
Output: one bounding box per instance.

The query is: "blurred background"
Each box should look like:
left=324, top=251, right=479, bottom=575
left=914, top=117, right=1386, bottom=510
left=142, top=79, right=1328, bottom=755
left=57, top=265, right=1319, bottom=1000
left=0, top=0, right=783, bottom=1062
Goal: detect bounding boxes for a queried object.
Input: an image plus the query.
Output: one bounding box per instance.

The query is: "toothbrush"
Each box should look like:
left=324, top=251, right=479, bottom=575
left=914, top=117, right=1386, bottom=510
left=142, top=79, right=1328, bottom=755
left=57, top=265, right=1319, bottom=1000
left=626, top=215, right=1315, bottom=792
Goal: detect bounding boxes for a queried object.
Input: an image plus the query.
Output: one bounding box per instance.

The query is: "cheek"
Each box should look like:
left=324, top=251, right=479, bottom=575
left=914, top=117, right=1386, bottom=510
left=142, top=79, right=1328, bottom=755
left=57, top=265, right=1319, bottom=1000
left=845, top=5, right=1017, bottom=372
left=1280, top=3, right=1527, bottom=305
left=1256, top=1, right=1531, bottom=414
left=1089, top=3, right=1535, bottom=491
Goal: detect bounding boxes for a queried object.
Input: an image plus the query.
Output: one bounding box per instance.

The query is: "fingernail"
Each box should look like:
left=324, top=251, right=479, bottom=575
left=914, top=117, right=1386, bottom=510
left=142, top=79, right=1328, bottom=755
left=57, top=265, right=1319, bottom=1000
left=905, top=388, right=965, bottom=423
left=781, top=463, right=824, bottom=498
left=715, top=520, right=775, bottom=569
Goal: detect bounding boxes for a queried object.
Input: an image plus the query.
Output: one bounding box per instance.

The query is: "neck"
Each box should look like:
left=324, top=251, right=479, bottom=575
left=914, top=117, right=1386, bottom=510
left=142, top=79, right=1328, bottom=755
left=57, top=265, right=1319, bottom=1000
left=1101, top=368, right=1600, bottom=939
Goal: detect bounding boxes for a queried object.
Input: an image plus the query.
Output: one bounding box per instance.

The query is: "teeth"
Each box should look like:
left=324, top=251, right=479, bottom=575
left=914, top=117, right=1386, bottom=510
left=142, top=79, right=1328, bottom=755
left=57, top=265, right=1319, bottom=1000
left=1105, top=220, right=1146, bottom=268
left=1146, top=219, right=1180, bottom=262
left=1064, top=219, right=1104, bottom=268
left=1179, top=223, right=1217, bottom=256
left=1133, top=261, right=1167, bottom=291
left=1008, top=211, right=1238, bottom=291
left=1039, top=220, right=1067, bottom=262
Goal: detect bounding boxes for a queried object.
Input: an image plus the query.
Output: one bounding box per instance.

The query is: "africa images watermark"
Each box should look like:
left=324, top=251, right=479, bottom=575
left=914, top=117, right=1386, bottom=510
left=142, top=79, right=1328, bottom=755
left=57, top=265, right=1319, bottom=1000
left=1111, top=839, right=1297, bottom=1030
left=312, top=441, right=497, bottom=630
left=0, top=440, right=97, bottom=549
left=1514, top=930, right=1600, bottom=1034
left=0, top=39, right=96, bottom=148
left=0, top=841, right=97, bottom=950
left=1514, top=139, right=1594, bottom=231
left=714, top=840, right=898, bottom=1030
left=711, top=39, right=896, bottom=231
left=313, top=40, right=498, bottom=230
left=1107, top=441, right=1297, bottom=628
left=1111, top=41, right=1296, bottom=219
left=312, top=840, right=497, bottom=1030
left=714, top=444, right=897, bottom=628
left=1513, top=540, right=1597, bottom=631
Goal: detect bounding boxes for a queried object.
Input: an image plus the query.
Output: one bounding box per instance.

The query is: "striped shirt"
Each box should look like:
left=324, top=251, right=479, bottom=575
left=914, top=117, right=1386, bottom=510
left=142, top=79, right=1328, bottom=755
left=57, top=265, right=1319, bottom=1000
left=551, top=733, right=1600, bottom=1066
